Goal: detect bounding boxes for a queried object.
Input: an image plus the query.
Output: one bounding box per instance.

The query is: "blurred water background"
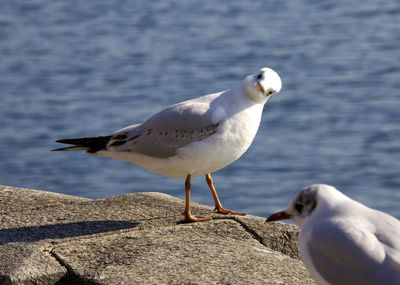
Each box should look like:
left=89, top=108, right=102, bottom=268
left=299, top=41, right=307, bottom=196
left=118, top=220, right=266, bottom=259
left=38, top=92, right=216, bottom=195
left=1, top=0, right=399, bottom=219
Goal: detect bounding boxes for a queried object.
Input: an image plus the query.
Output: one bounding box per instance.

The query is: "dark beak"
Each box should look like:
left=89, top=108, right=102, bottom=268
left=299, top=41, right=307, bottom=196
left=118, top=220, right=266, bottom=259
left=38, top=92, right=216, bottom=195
left=265, top=211, right=290, bottom=223
left=256, top=81, right=265, bottom=93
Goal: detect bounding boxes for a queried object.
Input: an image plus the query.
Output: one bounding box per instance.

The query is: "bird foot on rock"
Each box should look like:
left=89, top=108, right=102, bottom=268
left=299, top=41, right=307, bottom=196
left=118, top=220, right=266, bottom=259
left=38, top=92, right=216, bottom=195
left=214, top=207, right=246, bottom=216
left=182, top=212, right=211, bottom=223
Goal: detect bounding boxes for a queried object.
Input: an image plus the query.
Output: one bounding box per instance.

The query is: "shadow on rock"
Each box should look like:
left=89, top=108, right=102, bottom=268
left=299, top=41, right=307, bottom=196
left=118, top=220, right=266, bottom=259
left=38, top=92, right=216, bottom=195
left=0, top=220, right=139, bottom=244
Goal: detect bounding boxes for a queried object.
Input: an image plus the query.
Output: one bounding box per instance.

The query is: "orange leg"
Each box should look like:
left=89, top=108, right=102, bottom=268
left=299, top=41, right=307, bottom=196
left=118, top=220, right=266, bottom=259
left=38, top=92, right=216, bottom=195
left=182, top=174, right=211, bottom=223
left=205, top=173, right=245, bottom=216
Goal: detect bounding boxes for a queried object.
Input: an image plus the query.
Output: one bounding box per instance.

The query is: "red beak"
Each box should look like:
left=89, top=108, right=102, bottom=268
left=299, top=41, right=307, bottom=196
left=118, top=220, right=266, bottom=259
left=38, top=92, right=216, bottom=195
left=266, top=211, right=290, bottom=222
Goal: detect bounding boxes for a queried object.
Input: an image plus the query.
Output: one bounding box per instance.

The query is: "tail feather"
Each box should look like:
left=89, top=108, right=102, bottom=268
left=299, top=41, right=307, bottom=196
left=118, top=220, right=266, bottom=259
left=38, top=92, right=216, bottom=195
left=52, top=145, right=89, bottom=151
left=53, top=135, right=112, bottom=153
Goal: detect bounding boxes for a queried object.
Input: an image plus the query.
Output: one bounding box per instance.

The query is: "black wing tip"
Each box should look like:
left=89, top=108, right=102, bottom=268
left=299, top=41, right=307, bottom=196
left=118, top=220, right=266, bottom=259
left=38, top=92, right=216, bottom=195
left=53, top=138, right=79, bottom=151
left=53, top=135, right=112, bottom=153
left=52, top=147, right=64, bottom=151
left=55, top=138, right=82, bottom=144
left=52, top=145, right=90, bottom=152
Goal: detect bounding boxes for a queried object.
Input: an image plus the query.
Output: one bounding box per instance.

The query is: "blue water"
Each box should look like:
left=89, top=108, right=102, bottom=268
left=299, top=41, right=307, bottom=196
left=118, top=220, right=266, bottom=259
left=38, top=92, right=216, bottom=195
left=1, top=0, right=399, bottom=219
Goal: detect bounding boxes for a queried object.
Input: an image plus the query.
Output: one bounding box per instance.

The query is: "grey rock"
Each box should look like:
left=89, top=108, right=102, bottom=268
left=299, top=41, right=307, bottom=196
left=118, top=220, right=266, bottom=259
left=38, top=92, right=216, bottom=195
left=0, top=185, right=314, bottom=284
left=0, top=243, right=67, bottom=285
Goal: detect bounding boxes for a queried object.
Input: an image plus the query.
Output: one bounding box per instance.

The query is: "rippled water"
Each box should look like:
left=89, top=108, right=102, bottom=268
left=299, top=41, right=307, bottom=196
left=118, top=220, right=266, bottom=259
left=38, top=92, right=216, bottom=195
left=1, top=0, right=399, bottom=218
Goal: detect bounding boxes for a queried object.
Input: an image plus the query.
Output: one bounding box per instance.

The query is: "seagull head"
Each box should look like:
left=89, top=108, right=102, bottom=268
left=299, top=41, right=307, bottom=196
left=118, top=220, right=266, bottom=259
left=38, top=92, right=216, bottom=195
left=243, top=67, right=282, bottom=104
left=266, top=184, right=344, bottom=228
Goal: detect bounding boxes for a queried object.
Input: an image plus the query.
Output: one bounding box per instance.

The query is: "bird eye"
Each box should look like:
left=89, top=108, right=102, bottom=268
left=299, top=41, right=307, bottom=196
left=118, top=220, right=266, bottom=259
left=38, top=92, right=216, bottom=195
left=295, top=203, right=304, bottom=213
left=256, top=73, right=263, bottom=80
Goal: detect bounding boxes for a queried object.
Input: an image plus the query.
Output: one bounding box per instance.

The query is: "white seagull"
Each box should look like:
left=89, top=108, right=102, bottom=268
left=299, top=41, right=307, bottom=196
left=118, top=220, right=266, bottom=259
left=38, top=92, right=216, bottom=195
left=266, top=184, right=400, bottom=285
left=54, top=67, right=282, bottom=222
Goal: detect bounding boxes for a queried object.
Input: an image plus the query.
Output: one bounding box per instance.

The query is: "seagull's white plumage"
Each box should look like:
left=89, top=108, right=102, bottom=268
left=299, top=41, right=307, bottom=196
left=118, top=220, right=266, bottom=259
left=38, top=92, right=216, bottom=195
left=100, top=68, right=281, bottom=178
left=267, top=184, right=400, bottom=285
left=55, top=67, right=282, bottom=222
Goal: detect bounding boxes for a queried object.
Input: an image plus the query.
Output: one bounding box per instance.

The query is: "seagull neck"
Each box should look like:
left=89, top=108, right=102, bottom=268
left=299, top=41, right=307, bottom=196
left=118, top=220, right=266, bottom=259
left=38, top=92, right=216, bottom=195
left=218, top=83, right=261, bottom=113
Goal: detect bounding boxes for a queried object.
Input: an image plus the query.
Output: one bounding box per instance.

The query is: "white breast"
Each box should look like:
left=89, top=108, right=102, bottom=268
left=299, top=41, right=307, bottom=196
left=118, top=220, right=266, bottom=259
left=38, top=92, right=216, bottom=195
left=174, top=103, right=264, bottom=177
left=298, top=229, right=331, bottom=285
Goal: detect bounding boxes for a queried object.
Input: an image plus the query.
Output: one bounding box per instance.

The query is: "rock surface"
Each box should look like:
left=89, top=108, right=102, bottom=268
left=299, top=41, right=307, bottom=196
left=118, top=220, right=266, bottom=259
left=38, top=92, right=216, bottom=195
left=0, top=185, right=314, bottom=284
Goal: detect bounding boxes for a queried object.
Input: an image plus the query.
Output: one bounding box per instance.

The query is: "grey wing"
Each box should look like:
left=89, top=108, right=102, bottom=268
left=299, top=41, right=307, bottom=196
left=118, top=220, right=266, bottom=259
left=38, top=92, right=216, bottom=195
left=307, top=219, right=400, bottom=285
left=106, top=100, right=220, bottom=158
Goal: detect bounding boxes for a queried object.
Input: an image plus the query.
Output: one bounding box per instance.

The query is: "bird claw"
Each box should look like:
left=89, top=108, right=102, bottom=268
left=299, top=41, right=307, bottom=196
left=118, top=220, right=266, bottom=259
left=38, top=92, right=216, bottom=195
left=182, top=211, right=211, bottom=223
left=214, top=207, right=246, bottom=216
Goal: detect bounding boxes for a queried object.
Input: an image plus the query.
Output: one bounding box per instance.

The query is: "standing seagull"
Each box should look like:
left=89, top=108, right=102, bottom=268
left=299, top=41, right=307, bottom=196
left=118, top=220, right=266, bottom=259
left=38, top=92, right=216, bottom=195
left=54, top=67, right=282, bottom=222
left=266, top=184, right=400, bottom=284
